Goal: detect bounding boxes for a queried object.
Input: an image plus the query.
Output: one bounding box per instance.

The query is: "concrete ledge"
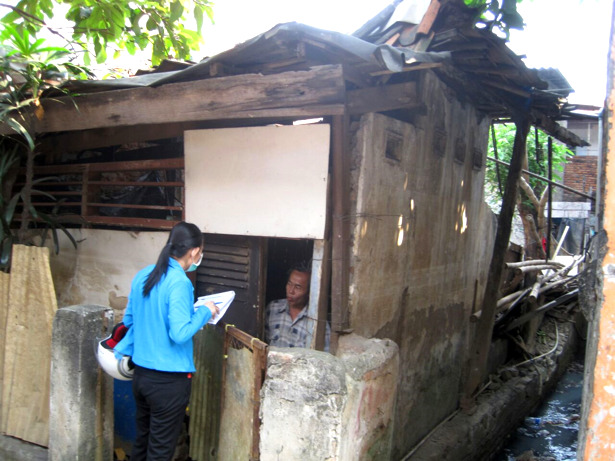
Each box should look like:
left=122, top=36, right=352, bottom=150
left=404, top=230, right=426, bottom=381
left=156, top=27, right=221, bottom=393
left=404, top=320, right=580, bottom=461
left=260, top=348, right=347, bottom=461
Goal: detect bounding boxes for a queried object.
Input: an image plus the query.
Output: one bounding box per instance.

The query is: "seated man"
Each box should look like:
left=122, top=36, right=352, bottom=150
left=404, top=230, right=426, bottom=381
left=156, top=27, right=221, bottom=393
left=264, top=262, right=330, bottom=351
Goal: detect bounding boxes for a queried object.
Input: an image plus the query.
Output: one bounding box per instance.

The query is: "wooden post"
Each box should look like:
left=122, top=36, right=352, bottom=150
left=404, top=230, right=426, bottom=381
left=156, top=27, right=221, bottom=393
left=308, top=239, right=332, bottom=351
left=330, top=115, right=350, bottom=353
left=462, top=115, right=531, bottom=406
left=546, top=136, right=553, bottom=259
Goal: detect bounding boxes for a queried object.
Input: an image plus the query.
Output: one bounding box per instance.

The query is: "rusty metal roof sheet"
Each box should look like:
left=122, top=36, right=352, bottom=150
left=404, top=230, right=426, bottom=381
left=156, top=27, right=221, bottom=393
left=54, top=0, right=585, bottom=143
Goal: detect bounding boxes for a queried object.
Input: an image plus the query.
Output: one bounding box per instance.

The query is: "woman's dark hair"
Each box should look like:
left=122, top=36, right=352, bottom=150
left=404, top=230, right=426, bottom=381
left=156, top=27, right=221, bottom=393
left=143, top=221, right=203, bottom=297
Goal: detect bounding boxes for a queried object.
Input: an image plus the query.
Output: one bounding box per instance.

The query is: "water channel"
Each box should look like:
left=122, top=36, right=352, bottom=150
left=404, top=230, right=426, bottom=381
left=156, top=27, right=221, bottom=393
left=494, top=357, right=584, bottom=461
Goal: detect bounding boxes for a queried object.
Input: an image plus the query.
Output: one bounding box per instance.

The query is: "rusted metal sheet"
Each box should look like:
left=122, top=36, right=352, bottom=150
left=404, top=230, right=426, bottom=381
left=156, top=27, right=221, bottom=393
left=189, top=326, right=224, bottom=461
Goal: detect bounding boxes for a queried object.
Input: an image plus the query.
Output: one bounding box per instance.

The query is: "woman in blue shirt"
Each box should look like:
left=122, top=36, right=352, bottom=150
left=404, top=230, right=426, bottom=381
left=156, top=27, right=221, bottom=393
left=116, top=221, right=218, bottom=461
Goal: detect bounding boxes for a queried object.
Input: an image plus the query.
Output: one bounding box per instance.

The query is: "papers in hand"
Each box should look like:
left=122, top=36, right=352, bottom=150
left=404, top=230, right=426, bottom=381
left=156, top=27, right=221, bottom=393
left=194, top=290, right=235, bottom=325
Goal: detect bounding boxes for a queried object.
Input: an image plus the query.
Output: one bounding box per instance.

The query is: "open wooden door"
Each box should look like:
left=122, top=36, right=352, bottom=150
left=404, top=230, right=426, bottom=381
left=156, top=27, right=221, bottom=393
left=189, top=234, right=266, bottom=460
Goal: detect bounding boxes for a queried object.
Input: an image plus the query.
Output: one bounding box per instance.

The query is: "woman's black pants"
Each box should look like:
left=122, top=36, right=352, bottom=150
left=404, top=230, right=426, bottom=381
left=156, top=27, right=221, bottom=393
left=131, top=366, right=192, bottom=461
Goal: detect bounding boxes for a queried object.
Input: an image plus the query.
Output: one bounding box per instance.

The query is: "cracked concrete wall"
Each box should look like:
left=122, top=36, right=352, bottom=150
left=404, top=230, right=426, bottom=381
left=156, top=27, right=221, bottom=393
left=45, top=229, right=167, bottom=316
left=337, top=334, right=399, bottom=460
left=260, top=335, right=399, bottom=461
left=348, top=71, right=496, bottom=458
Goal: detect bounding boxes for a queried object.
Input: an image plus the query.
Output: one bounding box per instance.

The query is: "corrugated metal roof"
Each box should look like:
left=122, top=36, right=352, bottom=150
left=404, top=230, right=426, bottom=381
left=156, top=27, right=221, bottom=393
left=52, top=0, right=585, bottom=142
left=60, top=22, right=451, bottom=93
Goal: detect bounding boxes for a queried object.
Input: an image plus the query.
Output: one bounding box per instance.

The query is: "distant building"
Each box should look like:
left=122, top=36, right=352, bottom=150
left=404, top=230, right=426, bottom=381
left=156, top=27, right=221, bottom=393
left=554, top=109, right=601, bottom=253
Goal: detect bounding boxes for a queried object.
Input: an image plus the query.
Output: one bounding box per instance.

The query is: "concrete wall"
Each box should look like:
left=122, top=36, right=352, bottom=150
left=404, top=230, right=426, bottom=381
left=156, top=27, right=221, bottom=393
left=49, top=305, right=114, bottom=461
left=579, top=17, right=614, bottom=458
left=260, top=335, right=399, bottom=460
left=348, top=71, right=496, bottom=458
left=46, top=229, right=168, bottom=315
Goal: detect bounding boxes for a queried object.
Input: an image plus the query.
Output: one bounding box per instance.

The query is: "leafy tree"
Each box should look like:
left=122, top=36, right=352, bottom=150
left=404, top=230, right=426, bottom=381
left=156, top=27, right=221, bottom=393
left=0, top=0, right=214, bottom=66
left=0, top=0, right=214, bottom=269
left=485, top=123, right=574, bottom=258
left=0, top=24, right=90, bottom=267
left=463, top=0, right=525, bottom=39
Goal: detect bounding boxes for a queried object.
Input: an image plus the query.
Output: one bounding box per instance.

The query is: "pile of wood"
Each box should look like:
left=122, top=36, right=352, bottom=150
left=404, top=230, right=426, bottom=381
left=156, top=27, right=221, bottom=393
left=492, top=257, right=583, bottom=354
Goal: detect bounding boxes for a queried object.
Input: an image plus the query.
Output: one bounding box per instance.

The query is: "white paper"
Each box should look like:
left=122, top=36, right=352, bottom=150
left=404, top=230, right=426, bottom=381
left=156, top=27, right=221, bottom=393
left=194, top=290, right=235, bottom=325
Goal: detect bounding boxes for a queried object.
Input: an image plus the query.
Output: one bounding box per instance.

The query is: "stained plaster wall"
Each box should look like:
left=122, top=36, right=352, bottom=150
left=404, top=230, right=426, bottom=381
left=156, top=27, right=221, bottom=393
left=348, top=71, right=496, bottom=458
left=44, top=229, right=167, bottom=316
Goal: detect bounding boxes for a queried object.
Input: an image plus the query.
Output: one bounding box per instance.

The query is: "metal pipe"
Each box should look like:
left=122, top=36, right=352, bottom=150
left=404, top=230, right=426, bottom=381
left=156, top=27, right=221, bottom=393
left=486, top=156, right=595, bottom=201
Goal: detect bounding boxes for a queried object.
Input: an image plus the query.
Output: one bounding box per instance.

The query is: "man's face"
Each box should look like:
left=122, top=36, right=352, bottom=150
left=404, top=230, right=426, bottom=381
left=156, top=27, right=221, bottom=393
left=286, top=270, right=310, bottom=310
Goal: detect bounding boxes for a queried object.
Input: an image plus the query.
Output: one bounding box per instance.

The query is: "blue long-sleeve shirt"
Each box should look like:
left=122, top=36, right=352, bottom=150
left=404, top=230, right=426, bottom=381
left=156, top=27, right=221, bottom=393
left=115, top=258, right=212, bottom=372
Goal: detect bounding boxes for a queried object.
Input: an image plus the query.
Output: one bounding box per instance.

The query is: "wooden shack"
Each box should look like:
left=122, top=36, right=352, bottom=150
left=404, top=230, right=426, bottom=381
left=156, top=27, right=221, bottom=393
left=2, top=0, right=588, bottom=458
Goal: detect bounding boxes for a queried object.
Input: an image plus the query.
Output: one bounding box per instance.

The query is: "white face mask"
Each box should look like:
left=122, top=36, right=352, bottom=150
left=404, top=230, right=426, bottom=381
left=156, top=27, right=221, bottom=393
left=187, top=251, right=203, bottom=272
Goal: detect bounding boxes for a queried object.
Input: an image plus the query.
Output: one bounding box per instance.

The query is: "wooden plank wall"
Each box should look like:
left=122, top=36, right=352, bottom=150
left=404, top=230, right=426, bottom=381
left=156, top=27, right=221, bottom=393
left=1, top=245, right=58, bottom=446
left=0, top=270, right=9, bottom=431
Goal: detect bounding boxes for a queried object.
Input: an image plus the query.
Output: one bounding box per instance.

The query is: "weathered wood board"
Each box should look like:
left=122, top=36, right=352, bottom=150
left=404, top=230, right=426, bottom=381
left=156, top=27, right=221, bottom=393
left=34, top=65, right=346, bottom=134
left=217, top=346, right=255, bottom=460
left=1, top=245, right=57, bottom=446
left=0, top=271, right=9, bottom=429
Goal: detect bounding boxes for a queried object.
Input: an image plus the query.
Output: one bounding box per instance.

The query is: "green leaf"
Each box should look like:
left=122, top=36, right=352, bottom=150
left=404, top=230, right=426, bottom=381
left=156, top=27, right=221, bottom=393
left=30, top=188, right=57, bottom=201
left=27, top=203, right=39, bottom=220
left=125, top=39, right=136, bottom=54
left=6, top=118, right=35, bottom=152
left=502, top=10, right=524, bottom=30
left=0, top=237, right=13, bottom=270
left=95, top=46, right=107, bottom=64
left=146, top=16, right=157, bottom=31
left=4, top=192, right=21, bottom=226
left=194, top=5, right=204, bottom=31
left=37, top=210, right=78, bottom=251
left=170, top=1, right=184, bottom=22
left=152, top=36, right=165, bottom=65
left=204, top=4, right=214, bottom=22
left=130, top=11, right=144, bottom=34
left=1, top=11, right=21, bottom=25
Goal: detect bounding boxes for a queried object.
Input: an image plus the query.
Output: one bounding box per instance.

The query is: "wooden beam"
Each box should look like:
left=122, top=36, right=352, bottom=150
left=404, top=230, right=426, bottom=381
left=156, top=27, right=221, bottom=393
left=531, top=110, right=589, bottom=147
left=462, top=115, right=531, bottom=407
left=346, top=81, right=421, bottom=115
left=330, top=115, right=351, bottom=353
left=38, top=118, right=293, bottom=154
left=308, top=239, right=331, bottom=351
left=30, top=65, right=346, bottom=134
left=416, top=0, right=441, bottom=36
left=84, top=215, right=180, bottom=229
left=30, top=157, right=183, bottom=174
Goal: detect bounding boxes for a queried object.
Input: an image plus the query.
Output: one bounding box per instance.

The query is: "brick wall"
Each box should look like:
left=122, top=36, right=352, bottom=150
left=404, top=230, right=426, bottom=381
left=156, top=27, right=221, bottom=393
left=562, top=156, right=597, bottom=202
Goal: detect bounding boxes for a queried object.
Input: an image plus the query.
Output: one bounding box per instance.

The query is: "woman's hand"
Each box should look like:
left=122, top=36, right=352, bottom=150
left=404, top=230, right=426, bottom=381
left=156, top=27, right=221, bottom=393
left=205, top=301, right=219, bottom=317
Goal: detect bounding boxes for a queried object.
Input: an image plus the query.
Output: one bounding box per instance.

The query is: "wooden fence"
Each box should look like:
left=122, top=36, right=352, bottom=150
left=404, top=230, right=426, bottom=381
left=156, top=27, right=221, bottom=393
left=18, top=158, right=184, bottom=229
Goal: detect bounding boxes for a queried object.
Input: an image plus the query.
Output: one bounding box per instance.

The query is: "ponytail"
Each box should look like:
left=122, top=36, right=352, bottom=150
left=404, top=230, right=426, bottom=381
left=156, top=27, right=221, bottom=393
left=143, top=221, right=203, bottom=297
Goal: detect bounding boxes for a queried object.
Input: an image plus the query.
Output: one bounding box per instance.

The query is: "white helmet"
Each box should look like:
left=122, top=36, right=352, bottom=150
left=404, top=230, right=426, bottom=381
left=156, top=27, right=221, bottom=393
left=96, top=322, right=134, bottom=381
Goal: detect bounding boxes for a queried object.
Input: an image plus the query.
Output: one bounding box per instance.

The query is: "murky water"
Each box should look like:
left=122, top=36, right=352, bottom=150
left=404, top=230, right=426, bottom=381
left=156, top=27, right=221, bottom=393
left=494, top=360, right=584, bottom=461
